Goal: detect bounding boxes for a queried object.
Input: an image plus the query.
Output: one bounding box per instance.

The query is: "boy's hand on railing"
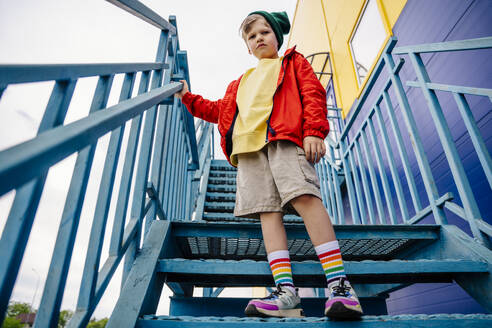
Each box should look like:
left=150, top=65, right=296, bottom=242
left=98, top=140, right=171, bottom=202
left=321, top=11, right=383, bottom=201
left=303, top=136, right=326, bottom=163
left=174, top=79, right=189, bottom=99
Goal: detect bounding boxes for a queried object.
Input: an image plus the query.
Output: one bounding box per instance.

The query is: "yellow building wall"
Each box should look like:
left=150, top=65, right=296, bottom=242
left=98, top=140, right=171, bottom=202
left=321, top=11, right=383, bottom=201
left=287, top=0, right=332, bottom=88
left=288, top=0, right=407, bottom=117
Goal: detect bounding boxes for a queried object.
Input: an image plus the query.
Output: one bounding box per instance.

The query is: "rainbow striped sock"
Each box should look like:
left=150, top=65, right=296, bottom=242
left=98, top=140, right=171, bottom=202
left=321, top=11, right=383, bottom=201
left=267, top=250, right=295, bottom=292
left=315, top=240, right=346, bottom=285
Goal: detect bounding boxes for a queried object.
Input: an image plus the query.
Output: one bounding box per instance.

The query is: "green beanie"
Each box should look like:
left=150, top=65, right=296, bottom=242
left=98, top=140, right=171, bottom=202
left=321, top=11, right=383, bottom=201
left=249, top=11, right=291, bottom=49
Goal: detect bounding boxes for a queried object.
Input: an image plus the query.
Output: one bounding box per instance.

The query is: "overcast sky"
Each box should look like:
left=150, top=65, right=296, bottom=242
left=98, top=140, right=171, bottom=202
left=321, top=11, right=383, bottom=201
left=0, top=0, right=297, bottom=320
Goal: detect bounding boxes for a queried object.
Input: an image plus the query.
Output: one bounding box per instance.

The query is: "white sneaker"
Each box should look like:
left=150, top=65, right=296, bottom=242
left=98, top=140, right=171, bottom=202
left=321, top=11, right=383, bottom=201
left=244, top=284, right=304, bottom=318
left=325, top=277, right=363, bottom=319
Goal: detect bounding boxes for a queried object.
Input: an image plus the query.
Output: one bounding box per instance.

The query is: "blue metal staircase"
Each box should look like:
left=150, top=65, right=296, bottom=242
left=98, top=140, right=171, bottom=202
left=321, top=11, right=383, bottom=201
left=0, top=1, right=491, bottom=327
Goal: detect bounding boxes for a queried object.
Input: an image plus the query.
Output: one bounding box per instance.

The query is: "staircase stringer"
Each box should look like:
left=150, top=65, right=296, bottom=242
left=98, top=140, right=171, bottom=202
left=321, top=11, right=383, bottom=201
left=439, top=225, right=492, bottom=312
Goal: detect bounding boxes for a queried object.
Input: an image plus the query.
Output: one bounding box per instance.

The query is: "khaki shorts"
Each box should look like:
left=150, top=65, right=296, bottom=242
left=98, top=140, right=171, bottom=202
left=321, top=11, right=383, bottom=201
left=234, top=140, right=322, bottom=219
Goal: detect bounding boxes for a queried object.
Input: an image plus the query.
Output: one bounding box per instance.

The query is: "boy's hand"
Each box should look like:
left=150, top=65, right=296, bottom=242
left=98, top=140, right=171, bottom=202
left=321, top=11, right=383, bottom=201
left=303, top=136, right=326, bottom=163
left=174, top=79, right=189, bottom=99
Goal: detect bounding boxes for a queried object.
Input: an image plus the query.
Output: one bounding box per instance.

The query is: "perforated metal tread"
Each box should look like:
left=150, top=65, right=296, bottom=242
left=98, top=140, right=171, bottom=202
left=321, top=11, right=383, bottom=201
left=206, top=192, right=236, bottom=202
left=209, top=170, right=237, bottom=179
left=157, top=258, right=488, bottom=286
left=139, top=314, right=492, bottom=327
left=208, top=177, right=236, bottom=185
left=210, top=159, right=237, bottom=171
left=204, top=202, right=235, bottom=212
left=202, top=212, right=302, bottom=223
left=207, top=185, right=236, bottom=193
left=171, top=221, right=440, bottom=261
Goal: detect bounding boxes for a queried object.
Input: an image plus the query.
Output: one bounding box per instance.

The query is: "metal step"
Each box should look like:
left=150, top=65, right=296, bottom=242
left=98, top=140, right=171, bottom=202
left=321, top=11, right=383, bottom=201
left=138, top=314, right=492, bottom=327
left=202, top=212, right=302, bottom=223
left=208, top=177, right=236, bottom=185
left=206, top=192, right=236, bottom=202
left=204, top=201, right=234, bottom=212
left=210, top=159, right=236, bottom=171
left=171, top=221, right=440, bottom=261
left=209, top=170, right=237, bottom=179
left=157, top=258, right=488, bottom=287
left=168, top=296, right=387, bottom=317
left=207, top=184, right=236, bottom=193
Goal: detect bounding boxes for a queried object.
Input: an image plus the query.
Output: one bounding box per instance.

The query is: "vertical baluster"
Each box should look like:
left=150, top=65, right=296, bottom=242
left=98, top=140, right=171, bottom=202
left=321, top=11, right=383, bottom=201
left=324, top=159, right=338, bottom=224
left=71, top=72, right=150, bottom=326
left=382, top=91, right=422, bottom=214
left=167, top=101, right=180, bottom=220
left=156, top=38, right=177, bottom=210
left=360, top=127, right=386, bottom=224
left=108, top=72, right=150, bottom=259
left=183, top=151, right=191, bottom=219
left=181, top=115, right=190, bottom=220
left=184, top=169, right=192, bottom=220
left=121, top=30, right=169, bottom=288
left=175, top=130, right=185, bottom=219
left=162, top=101, right=178, bottom=217
left=320, top=160, right=331, bottom=213
left=167, top=114, right=177, bottom=221
left=453, top=92, right=492, bottom=189
left=176, top=129, right=186, bottom=219
left=158, top=105, right=173, bottom=206
left=145, top=103, right=170, bottom=234
left=176, top=126, right=186, bottom=219
left=315, top=162, right=326, bottom=209
left=354, top=139, right=376, bottom=224
left=347, top=144, right=367, bottom=224
left=339, top=139, right=360, bottom=224
left=35, top=73, right=120, bottom=328
left=409, top=52, right=487, bottom=245
left=329, top=146, right=344, bottom=224
left=0, top=79, right=77, bottom=323
left=367, top=116, right=397, bottom=225
left=211, top=125, right=215, bottom=159
left=318, top=160, right=327, bottom=211
left=384, top=52, right=446, bottom=224
left=374, top=103, right=409, bottom=223
left=183, top=154, right=190, bottom=219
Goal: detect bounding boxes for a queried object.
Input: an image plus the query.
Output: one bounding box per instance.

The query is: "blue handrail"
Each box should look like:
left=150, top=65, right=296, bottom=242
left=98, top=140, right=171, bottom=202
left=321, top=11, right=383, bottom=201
left=0, top=1, right=210, bottom=327
left=316, top=36, right=492, bottom=247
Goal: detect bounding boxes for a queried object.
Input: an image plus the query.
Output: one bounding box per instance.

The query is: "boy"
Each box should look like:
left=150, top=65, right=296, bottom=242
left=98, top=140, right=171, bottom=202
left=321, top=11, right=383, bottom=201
left=175, top=11, right=362, bottom=320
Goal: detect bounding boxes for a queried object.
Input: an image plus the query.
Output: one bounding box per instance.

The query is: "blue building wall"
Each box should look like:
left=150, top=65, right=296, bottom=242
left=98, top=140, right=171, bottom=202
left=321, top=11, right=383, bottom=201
left=341, top=0, right=491, bottom=314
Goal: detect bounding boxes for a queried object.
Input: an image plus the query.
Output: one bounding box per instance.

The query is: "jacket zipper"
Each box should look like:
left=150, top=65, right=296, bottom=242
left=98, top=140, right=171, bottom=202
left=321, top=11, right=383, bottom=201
left=266, top=54, right=290, bottom=143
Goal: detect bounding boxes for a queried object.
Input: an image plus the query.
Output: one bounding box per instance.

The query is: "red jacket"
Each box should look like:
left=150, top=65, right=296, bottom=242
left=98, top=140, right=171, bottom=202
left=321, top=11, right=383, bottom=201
left=182, top=46, right=329, bottom=166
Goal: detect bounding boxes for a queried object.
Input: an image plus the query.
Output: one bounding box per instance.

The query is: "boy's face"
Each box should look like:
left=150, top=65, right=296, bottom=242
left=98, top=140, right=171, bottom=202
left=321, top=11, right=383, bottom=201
left=245, top=17, right=279, bottom=60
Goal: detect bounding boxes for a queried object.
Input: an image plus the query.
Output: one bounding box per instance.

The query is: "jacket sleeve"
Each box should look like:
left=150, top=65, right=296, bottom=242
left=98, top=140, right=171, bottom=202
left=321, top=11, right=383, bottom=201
left=181, top=80, right=237, bottom=124
left=294, top=53, right=330, bottom=140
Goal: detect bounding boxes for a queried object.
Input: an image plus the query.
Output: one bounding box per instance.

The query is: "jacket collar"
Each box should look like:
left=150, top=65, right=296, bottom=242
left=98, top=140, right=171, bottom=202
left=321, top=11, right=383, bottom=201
left=284, top=45, right=297, bottom=58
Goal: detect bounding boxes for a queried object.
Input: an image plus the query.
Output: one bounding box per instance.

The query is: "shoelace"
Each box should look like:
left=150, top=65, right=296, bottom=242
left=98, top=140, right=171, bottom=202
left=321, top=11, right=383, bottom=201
left=262, top=285, right=286, bottom=300
left=331, top=278, right=351, bottom=297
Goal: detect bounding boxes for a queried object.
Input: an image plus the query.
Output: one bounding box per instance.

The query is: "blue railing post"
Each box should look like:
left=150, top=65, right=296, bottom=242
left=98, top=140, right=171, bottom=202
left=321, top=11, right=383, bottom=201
left=0, top=79, right=77, bottom=324
left=381, top=90, right=422, bottom=216
left=408, top=51, right=489, bottom=247
left=339, top=139, right=361, bottom=224
left=121, top=28, right=170, bottom=289
left=354, top=140, right=376, bottom=225
left=383, top=50, right=448, bottom=225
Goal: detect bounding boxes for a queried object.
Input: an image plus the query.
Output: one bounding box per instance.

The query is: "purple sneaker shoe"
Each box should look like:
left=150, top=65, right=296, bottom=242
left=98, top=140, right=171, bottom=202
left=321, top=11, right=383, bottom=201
left=325, top=277, right=363, bottom=319
left=244, top=284, right=304, bottom=318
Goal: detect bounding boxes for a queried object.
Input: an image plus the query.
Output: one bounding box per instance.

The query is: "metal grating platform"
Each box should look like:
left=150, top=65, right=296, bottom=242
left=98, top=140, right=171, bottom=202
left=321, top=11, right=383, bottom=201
left=176, top=236, right=415, bottom=261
